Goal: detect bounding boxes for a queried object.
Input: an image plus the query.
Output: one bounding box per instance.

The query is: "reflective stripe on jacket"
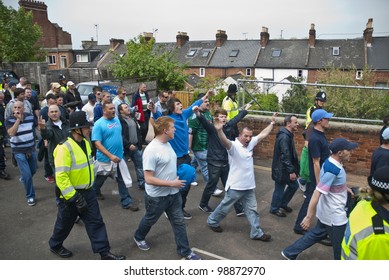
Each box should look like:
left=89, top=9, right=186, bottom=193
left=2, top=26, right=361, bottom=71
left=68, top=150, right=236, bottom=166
left=341, top=200, right=389, bottom=260
left=53, top=137, right=94, bottom=200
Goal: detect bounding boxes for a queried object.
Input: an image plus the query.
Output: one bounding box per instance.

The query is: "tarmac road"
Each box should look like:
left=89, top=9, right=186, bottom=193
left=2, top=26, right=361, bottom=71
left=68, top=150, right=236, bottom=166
left=0, top=142, right=351, bottom=261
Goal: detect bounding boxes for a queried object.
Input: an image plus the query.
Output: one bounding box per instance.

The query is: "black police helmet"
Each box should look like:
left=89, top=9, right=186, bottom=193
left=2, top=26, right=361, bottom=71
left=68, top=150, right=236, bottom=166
left=69, top=111, right=93, bottom=130
left=315, top=91, right=327, bottom=102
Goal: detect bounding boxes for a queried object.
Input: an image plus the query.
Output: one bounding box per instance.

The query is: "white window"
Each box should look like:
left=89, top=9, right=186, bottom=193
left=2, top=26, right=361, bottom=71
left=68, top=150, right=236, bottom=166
left=187, top=49, right=196, bottom=57
left=76, top=54, right=89, bottom=62
left=355, top=70, right=362, bottom=80
left=246, top=68, right=251, bottom=76
left=60, top=55, right=67, bottom=68
left=46, top=55, right=56, bottom=65
left=332, top=47, right=340, bottom=56
left=199, top=68, right=205, bottom=77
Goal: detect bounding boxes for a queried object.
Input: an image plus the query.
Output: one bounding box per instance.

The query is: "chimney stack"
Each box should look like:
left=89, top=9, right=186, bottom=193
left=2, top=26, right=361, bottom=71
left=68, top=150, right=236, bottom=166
left=176, top=32, right=189, bottom=48
left=260, top=27, right=269, bottom=48
left=215, top=30, right=227, bottom=47
left=110, top=38, right=124, bottom=49
left=363, top=18, right=373, bottom=47
left=309, top=23, right=316, bottom=48
left=81, top=39, right=98, bottom=50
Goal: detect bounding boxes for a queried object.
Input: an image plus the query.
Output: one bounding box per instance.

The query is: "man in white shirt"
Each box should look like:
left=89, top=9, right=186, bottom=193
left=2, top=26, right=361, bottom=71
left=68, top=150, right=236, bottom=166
left=207, top=113, right=277, bottom=241
left=82, top=93, right=96, bottom=123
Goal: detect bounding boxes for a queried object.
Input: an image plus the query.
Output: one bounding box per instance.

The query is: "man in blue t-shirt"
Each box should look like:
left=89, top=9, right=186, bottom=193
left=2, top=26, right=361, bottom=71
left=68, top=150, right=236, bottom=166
left=92, top=102, right=138, bottom=211
left=293, top=109, right=333, bottom=235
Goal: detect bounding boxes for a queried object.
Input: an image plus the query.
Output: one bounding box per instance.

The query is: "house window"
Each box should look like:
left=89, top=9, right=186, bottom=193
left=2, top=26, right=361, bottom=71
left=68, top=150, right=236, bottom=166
left=187, top=49, right=196, bottom=57
left=246, top=68, right=251, bottom=76
left=202, top=50, right=210, bottom=57
left=60, top=55, right=67, bottom=68
left=333, top=47, right=340, bottom=56
left=272, top=49, right=281, bottom=57
left=199, top=68, right=205, bottom=77
left=76, top=54, right=89, bottom=62
left=355, top=70, right=362, bottom=80
left=229, top=50, right=239, bottom=57
left=375, top=82, right=387, bottom=88
left=46, top=55, right=56, bottom=65
left=297, top=69, right=303, bottom=78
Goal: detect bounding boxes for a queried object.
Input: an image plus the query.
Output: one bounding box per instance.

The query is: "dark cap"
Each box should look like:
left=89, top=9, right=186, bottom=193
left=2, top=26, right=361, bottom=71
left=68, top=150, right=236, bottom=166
left=315, top=91, right=327, bottom=102
left=69, top=111, right=93, bottom=129
left=368, top=166, right=389, bottom=195
left=227, top=84, right=237, bottom=94
left=329, top=138, right=358, bottom=154
left=8, top=81, right=16, bottom=87
left=88, top=93, right=96, bottom=101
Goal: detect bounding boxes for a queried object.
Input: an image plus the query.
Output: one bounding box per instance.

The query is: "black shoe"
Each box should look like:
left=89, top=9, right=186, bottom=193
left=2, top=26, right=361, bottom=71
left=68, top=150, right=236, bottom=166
left=0, top=170, right=10, bottom=180
left=208, top=225, right=223, bottom=232
left=252, top=233, right=272, bottom=242
left=280, top=206, right=293, bottom=213
left=182, top=209, right=192, bottom=219
left=123, top=203, right=139, bottom=211
left=101, top=251, right=126, bottom=260
left=96, top=193, right=105, bottom=200
left=50, top=246, right=73, bottom=258
left=270, top=209, right=286, bottom=217
left=319, top=236, right=332, bottom=247
left=293, top=229, right=307, bottom=235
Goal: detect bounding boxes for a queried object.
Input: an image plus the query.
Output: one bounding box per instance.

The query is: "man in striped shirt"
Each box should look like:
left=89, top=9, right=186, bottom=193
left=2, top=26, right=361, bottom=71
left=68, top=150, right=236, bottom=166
left=6, top=101, right=38, bottom=206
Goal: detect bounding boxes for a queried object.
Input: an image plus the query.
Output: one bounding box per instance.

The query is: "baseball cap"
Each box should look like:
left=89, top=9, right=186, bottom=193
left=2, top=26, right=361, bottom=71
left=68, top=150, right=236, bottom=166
left=311, top=109, right=333, bottom=122
left=51, top=82, right=61, bottom=89
left=329, top=138, right=358, bottom=154
left=67, top=81, right=75, bottom=86
left=368, top=166, right=389, bottom=195
left=382, top=127, right=389, bottom=140
left=88, top=93, right=96, bottom=100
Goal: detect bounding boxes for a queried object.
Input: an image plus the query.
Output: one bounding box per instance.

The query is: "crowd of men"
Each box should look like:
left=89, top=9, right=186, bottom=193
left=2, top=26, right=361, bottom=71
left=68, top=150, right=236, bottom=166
left=1, top=75, right=388, bottom=260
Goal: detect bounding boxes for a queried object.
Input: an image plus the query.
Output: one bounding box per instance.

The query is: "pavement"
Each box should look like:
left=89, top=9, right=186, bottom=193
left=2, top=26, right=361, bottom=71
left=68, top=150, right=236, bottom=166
left=0, top=139, right=366, bottom=260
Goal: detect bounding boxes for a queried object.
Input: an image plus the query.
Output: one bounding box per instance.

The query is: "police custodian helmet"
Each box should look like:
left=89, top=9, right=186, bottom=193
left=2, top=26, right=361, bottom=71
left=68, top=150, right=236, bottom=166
left=315, top=91, right=327, bottom=102
left=69, top=111, right=93, bottom=130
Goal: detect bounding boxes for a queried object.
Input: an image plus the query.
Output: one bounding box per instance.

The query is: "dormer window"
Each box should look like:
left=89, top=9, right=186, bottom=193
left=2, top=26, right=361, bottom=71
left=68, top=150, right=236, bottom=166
left=229, top=50, right=239, bottom=57
left=187, top=49, right=197, bottom=57
left=332, top=47, right=340, bottom=56
left=272, top=49, right=281, bottom=57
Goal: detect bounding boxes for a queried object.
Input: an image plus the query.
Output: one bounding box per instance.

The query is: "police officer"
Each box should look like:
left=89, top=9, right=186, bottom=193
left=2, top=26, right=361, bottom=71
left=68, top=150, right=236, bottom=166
left=341, top=165, right=389, bottom=260
left=305, top=90, right=327, bottom=129
left=48, top=111, right=125, bottom=260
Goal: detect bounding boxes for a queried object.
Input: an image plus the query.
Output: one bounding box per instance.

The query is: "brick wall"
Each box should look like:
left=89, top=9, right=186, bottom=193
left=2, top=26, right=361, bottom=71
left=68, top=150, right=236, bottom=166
left=241, top=115, right=381, bottom=177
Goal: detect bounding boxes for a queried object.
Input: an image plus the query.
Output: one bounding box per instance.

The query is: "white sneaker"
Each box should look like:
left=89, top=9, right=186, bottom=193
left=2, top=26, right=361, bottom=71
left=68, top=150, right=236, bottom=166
left=212, top=189, right=223, bottom=197
left=190, top=182, right=198, bottom=186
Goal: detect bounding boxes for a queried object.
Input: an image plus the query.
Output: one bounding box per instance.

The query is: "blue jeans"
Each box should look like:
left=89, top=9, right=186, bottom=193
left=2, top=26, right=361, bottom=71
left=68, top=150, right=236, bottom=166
left=92, top=165, right=133, bottom=208
left=134, top=192, right=191, bottom=257
left=49, top=188, right=110, bottom=254
left=207, top=188, right=264, bottom=239
left=270, top=180, right=299, bottom=213
left=283, top=219, right=346, bottom=260
left=193, top=150, right=209, bottom=183
left=14, top=151, right=37, bottom=200
left=124, top=149, right=145, bottom=188
left=200, top=162, right=243, bottom=213
left=294, top=182, right=314, bottom=232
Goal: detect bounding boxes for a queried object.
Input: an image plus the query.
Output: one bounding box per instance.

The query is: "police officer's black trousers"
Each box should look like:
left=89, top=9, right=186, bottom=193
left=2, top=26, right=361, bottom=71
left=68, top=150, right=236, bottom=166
left=48, top=188, right=111, bottom=254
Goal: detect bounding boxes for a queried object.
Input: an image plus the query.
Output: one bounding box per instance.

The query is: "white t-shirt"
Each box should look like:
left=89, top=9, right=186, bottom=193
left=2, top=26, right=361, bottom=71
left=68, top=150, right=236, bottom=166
left=225, top=135, right=260, bottom=191
left=143, top=138, right=179, bottom=197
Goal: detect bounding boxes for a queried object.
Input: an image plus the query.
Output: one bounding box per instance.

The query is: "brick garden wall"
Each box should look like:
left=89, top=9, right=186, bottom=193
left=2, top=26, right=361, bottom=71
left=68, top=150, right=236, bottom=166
left=241, top=115, right=381, bottom=177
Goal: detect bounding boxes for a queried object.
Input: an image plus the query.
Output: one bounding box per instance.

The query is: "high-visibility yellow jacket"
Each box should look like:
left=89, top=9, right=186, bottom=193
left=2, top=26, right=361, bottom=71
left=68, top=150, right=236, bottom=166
left=53, top=137, right=94, bottom=200
left=341, top=200, right=389, bottom=260
left=222, top=97, right=238, bottom=121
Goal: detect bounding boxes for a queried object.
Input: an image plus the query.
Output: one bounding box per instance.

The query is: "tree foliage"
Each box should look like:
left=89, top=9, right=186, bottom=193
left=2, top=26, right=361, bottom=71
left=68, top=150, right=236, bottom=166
left=109, top=35, right=188, bottom=91
left=0, top=2, right=44, bottom=63
left=281, top=78, right=311, bottom=114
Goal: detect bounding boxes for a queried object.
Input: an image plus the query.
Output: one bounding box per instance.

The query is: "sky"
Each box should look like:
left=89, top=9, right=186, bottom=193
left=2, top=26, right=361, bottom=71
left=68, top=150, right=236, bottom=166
left=4, top=0, right=389, bottom=49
